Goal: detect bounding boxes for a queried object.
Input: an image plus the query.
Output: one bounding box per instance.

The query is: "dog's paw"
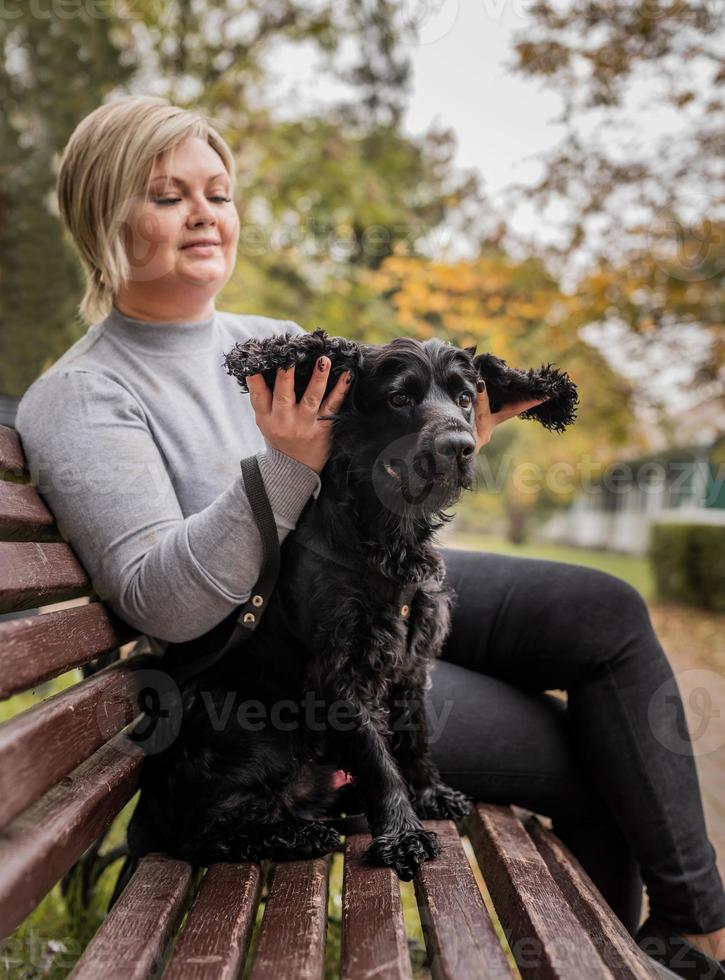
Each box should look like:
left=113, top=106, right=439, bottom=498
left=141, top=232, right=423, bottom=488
left=410, top=783, right=472, bottom=821
left=261, top=820, right=342, bottom=861
left=365, top=828, right=441, bottom=881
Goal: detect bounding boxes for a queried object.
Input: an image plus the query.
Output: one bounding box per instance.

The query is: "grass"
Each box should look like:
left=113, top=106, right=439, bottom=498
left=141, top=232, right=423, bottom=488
left=443, top=530, right=655, bottom=598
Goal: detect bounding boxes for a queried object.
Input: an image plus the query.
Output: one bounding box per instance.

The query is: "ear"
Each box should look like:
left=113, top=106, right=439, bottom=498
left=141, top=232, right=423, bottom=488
left=223, top=328, right=363, bottom=403
left=473, top=352, right=579, bottom=433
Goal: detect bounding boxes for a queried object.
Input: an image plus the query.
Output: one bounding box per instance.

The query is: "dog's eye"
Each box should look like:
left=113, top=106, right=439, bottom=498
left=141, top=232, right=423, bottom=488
left=459, top=392, right=473, bottom=409
left=389, top=393, right=410, bottom=408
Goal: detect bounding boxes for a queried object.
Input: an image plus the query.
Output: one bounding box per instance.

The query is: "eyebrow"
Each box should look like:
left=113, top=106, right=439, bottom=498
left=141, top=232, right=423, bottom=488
left=149, top=173, right=230, bottom=186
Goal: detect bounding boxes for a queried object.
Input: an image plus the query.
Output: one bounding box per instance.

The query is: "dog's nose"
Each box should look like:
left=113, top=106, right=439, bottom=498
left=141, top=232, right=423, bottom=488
left=437, top=430, right=476, bottom=463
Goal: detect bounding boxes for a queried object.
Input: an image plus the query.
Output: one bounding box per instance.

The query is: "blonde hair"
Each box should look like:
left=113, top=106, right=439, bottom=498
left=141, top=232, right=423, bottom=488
left=57, top=95, right=236, bottom=325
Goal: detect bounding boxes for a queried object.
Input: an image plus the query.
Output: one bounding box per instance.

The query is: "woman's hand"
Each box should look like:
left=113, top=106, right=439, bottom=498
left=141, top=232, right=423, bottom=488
left=247, top=358, right=352, bottom=475
left=473, top=380, right=548, bottom=453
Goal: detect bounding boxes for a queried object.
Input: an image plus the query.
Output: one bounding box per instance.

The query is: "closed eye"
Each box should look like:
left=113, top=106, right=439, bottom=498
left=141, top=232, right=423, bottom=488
left=153, top=196, right=232, bottom=205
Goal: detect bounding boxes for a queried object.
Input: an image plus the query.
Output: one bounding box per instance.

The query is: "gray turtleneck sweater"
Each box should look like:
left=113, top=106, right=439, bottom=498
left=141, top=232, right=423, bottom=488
left=15, top=306, right=321, bottom=647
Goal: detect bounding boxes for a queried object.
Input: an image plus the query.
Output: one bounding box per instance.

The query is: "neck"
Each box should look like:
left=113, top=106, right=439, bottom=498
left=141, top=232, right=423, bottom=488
left=113, top=290, right=216, bottom=324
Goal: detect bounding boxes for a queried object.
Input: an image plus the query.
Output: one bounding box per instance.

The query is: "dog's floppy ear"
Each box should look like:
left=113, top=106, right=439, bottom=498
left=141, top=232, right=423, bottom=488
left=472, top=352, right=579, bottom=433
left=223, top=328, right=363, bottom=403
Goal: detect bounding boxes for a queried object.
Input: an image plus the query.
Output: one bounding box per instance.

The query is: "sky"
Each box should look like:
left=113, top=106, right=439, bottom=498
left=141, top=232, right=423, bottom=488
left=265, top=1, right=567, bottom=225
left=399, top=1, right=565, bottom=198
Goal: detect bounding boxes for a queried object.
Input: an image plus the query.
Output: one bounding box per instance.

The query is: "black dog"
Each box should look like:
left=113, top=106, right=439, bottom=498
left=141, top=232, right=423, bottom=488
left=125, top=330, right=577, bottom=883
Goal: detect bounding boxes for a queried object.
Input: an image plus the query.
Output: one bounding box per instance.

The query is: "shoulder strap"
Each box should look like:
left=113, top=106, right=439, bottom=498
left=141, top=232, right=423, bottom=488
left=163, top=454, right=281, bottom=685
left=236, top=454, right=280, bottom=632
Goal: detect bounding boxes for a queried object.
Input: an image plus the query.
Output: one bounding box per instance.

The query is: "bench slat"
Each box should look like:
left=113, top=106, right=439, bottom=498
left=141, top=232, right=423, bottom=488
left=164, top=862, right=263, bottom=980
left=0, top=542, right=91, bottom=613
left=466, top=804, right=614, bottom=979
left=0, top=602, right=136, bottom=699
left=69, top=854, right=194, bottom=980
left=0, top=426, right=27, bottom=478
left=0, top=481, right=60, bottom=541
left=341, top=833, right=413, bottom=980
left=250, top=855, right=330, bottom=980
left=526, top=816, right=658, bottom=979
left=0, top=732, right=142, bottom=938
left=0, top=661, right=141, bottom=827
left=415, top=819, right=512, bottom=980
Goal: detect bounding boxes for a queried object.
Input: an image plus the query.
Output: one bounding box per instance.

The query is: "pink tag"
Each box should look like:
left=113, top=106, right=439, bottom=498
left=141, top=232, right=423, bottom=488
left=331, top=769, right=354, bottom=790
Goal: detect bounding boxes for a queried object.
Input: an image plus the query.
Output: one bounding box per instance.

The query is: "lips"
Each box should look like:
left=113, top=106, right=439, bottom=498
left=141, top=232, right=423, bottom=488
left=181, top=241, right=221, bottom=249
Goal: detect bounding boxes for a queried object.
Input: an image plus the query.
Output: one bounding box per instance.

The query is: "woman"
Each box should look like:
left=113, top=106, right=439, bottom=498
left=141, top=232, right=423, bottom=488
left=15, top=95, right=725, bottom=977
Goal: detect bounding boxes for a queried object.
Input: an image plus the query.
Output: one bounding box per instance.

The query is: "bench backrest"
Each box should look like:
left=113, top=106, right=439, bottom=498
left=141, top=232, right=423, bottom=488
left=0, top=424, right=143, bottom=938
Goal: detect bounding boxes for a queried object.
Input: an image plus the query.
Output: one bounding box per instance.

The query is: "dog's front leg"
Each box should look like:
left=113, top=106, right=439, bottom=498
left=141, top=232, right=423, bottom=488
left=325, top=688, right=440, bottom=880
left=390, top=678, right=471, bottom=822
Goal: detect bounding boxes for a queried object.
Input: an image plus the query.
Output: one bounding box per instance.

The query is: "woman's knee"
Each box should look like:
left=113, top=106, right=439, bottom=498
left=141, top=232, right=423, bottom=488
left=561, top=566, right=658, bottom=674
left=423, top=660, right=609, bottom=824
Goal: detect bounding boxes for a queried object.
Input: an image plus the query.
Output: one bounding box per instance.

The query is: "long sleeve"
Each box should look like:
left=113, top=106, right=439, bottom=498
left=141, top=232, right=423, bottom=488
left=15, top=368, right=321, bottom=643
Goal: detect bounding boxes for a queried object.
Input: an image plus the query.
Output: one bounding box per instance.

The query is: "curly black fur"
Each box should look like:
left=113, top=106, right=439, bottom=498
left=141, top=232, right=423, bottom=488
left=125, top=329, right=578, bottom=883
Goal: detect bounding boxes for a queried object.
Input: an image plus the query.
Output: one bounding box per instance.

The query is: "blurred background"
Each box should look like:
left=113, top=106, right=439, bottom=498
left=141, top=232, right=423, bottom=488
left=1, top=3, right=724, bottom=972
left=1, top=0, right=723, bottom=598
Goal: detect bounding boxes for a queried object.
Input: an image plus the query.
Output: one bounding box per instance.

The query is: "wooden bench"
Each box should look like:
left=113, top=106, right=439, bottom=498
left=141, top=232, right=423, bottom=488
left=0, top=422, right=661, bottom=979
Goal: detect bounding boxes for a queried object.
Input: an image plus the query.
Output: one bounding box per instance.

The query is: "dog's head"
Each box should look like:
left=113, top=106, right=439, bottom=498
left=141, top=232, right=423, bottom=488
left=224, top=329, right=578, bottom=516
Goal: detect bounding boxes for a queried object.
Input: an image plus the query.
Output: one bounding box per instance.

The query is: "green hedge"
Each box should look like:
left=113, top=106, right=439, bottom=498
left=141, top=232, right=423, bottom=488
left=649, top=522, right=725, bottom=612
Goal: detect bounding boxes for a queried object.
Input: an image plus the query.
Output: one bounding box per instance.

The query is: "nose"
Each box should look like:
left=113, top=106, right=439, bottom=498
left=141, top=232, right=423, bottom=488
left=189, top=197, right=216, bottom=227
left=436, top=429, right=476, bottom=464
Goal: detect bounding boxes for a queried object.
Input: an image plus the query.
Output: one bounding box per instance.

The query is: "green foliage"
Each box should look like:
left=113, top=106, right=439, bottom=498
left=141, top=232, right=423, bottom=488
left=1, top=1, right=482, bottom=396
left=0, top=2, right=133, bottom=395
left=1, top=795, right=136, bottom=978
left=649, top=522, right=725, bottom=612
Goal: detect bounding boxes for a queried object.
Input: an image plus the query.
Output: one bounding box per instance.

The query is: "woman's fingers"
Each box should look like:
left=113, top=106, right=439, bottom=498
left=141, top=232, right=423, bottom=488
left=298, top=356, right=334, bottom=417
left=272, top=364, right=297, bottom=420
left=320, top=369, right=352, bottom=419
left=246, top=373, right=271, bottom=416
left=491, top=396, right=548, bottom=424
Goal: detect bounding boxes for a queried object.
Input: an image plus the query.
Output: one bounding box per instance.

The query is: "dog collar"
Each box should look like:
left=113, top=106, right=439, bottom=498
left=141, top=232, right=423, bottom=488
left=290, top=526, right=419, bottom=620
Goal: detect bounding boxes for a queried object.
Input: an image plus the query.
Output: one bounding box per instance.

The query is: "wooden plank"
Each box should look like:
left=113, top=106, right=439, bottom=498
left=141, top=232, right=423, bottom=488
left=0, top=660, right=141, bottom=827
left=0, top=426, right=27, bottom=478
left=466, top=804, right=614, bottom=980
left=0, top=480, right=60, bottom=541
left=526, top=816, right=659, bottom=979
left=0, top=542, right=91, bottom=613
left=69, top=854, right=194, bottom=980
left=164, top=862, right=264, bottom=980
left=0, top=602, right=137, bottom=699
left=341, top=833, right=413, bottom=980
left=0, top=732, right=142, bottom=938
left=250, top=855, right=330, bottom=980
left=414, top=820, right=512, bottom=980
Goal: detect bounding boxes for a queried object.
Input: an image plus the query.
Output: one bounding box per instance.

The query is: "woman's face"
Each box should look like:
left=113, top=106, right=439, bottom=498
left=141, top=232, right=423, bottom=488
left=118, top=135, right=240, bottom=317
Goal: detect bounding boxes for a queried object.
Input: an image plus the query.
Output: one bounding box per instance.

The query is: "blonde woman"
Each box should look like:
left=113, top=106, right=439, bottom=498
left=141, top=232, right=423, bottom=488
left=15, top=95, right=725, bottom=977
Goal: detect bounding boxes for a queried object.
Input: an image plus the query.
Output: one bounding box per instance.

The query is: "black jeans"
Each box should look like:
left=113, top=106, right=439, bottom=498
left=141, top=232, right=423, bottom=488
left=426, top=546, right=725, bottom=937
